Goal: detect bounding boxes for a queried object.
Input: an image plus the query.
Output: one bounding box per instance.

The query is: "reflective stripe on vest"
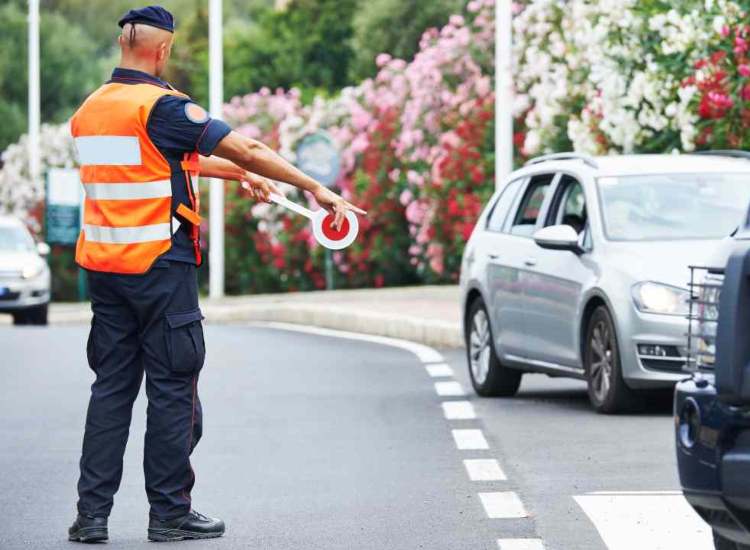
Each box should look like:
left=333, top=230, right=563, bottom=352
left=84, top=223, right=171, bottom=244
left=83, top=180, right=172, bottom=200
left=74, top=136, right=142, bottom=165
left=70, top=82, right=201, bottom=274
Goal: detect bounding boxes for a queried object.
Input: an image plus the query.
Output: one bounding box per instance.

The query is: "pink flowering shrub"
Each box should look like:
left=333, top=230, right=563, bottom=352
left=685, top=21, right=750, bottom=149
left=221, top=88, right=328, bottom=293
left=222, top=0, right=496, bottom=291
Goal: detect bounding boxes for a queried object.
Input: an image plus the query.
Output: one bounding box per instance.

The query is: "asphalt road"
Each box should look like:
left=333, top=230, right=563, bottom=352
left=0, top=323, right=712, bottom=550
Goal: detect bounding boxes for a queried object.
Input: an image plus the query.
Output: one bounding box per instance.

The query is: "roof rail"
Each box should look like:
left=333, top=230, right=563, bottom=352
left=524, top=152, right=599, bottom=169
left=692, top=149, right=750, bottom=160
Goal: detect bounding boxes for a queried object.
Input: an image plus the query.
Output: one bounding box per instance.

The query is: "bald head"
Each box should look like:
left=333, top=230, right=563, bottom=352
left=118, top=23, right=174, bottom=77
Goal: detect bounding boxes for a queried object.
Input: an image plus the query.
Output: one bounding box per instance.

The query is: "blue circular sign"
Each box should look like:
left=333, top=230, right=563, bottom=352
left=295, top=131, right=341, bottom=188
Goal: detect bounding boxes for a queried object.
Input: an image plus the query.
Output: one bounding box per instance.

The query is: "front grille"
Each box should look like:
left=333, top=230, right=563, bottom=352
left=687, top=266, right=724, bottom=372
left=0, top=291, right=20, bottom=301
left=640, top=357, right=688, bottom=373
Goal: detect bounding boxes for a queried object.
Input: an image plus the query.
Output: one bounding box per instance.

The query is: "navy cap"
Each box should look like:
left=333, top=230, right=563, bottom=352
left=118, top=6, right=175, bottom=33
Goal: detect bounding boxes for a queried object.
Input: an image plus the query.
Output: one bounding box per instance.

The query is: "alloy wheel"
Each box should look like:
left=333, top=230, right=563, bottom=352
left=589, top=320, right=614, bottom=403
left=469, top=308, right=491, bottom=385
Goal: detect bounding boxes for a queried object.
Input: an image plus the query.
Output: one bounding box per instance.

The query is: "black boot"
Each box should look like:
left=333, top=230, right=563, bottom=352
left=147, top=509, right=225, bottom=542
left=68, top=514, right=108, bottom=543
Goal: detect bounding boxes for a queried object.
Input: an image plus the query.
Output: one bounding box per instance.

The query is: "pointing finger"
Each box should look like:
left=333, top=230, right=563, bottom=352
left=345, top=202, right=367, bottom=216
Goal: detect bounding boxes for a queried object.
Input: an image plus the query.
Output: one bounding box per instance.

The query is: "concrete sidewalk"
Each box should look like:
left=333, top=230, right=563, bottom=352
left=47, top=285, right=464, bottom=348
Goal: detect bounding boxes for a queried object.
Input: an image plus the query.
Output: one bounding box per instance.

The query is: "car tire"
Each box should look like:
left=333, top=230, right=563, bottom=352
left=11, top=304, right=48, bottom=326
left=583, top=306, right=641, bottom=414
left=714, top=530, right=750, bottom=550
left=28, top=304, right=48, bottom=326
left=465, top=298, right=522, bottom=397
left=12, top=311, right=27, bottom=325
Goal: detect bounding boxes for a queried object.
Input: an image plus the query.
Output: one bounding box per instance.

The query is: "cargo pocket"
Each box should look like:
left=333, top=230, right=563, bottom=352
left=86, top=315, right=98, bottom=372
left=165, top=308, right=206, bottom=374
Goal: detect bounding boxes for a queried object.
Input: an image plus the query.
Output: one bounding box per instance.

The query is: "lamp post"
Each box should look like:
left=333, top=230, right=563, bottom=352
left=496, top=0, right=513, bottom=189
left=208, top=0, right=225, bottom=298
left=28, top=0, right=41, bottom=188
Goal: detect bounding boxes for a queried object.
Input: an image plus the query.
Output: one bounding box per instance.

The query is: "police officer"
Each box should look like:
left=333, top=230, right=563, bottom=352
left=68, top=5, right=365, bottom=543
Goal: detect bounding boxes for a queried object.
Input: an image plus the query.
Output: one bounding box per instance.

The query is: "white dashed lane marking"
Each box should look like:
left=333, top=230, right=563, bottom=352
left=434, top=381, right=466, bottom=397
left=425, top=363, right=454, bottom=377
left=497, top=539, right=545, bottom=550
left=442, top=400, right=476, bottom=420
left=479, top=491, right=528, bottom=519
left=464, top=458, right=506, bottom=481
left=452, top=429, right=489, bottom=450
left=575, top=492, right=712, bottom=550
left=255, top=323, right=542, bottom=548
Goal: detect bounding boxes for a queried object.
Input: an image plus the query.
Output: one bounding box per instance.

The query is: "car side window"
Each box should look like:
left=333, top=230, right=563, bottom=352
left=486, top=178, right=524, bottom=233
left=510, top=174, right=554, bottom=237
left=549, top=175, right=587, bottom=235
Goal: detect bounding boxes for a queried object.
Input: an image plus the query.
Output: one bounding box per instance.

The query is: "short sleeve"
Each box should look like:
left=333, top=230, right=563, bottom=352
left=147, top=95, right=232, bottom=156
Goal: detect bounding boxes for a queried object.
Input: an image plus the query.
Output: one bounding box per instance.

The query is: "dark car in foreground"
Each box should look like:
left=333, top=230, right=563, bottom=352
left=676, top=228, right=750, bottom=550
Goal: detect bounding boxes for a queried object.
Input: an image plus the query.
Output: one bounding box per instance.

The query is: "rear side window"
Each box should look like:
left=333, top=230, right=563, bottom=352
left=486, top=178, right=524, bottom=232
left=510, top=174, right=554, bottom=237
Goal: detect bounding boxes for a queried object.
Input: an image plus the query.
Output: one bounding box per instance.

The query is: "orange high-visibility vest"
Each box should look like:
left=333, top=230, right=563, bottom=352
left=70, top=82, right=202, bottom=274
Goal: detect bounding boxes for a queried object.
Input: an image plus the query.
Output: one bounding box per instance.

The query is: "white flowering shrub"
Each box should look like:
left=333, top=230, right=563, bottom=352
left=514, top=0, right=746, bottom=157
left=0, top=123, right=76, bottom=231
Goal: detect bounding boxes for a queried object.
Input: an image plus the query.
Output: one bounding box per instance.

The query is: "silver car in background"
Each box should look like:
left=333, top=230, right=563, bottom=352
left=459, top=152, right=750, bottom=413
left=0, top=216, right=51, bottom=325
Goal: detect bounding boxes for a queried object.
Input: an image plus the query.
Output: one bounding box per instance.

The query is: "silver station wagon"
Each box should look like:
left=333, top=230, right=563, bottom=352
left=459, top=152, right=750, bottom=413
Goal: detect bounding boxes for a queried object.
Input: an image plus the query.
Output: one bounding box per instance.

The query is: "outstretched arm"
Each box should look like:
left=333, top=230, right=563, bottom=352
left=213, top=131, right=366, bottom=229
left=198, top=155, right=280, bottom=202
left=199, top=156, right=246, bottom=181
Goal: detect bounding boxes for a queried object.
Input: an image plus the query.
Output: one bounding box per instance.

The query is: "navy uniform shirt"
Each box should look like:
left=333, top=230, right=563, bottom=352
left=108, top=68, right=232, bottom=264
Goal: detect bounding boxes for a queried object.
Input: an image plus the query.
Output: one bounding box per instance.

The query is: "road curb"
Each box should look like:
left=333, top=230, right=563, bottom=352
left=48, top=297, right=464, bottom=349
left=237, top=304, right=463, bottom=348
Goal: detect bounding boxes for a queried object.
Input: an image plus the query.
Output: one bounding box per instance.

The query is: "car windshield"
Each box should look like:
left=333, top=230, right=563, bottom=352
left=597, top=173, right=750, bottom=241
left=0, top=225, right=35, bottom=252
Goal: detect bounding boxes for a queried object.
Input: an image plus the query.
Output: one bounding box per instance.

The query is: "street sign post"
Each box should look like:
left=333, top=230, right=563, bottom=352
left=46, top=168, right=86, bottom=300
left=295, top=131, right=342, bottom=289
left=46, top=168, right=82, bottom=245
left=28, top=0, right=40, bottom=192
left=208, top=0, right=225, bottom=299
left=496, top=0, right=513, bottom=189
left=296, top=131, right=341, bottom=189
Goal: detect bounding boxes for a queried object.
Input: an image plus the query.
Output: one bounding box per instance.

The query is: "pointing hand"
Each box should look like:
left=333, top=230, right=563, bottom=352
left=311, top=186, right=367, bottom=231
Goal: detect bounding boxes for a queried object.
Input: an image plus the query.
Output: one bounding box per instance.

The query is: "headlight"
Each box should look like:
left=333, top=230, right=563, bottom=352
left=21, top=262, right=44, bottom=279
left=632, top=281, right=690, bottom=316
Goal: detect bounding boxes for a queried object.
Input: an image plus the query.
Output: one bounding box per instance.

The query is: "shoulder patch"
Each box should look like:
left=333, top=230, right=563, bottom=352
left=184, top=102, right=209, bottom=124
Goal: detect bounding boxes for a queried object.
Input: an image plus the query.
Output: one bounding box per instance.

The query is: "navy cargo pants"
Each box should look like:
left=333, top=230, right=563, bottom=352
left=76, top=260, right=205, bottom=520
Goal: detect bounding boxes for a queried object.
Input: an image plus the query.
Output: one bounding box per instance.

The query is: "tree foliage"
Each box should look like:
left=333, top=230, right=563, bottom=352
left=348, top=0, right=464, bottom=82
left=0, top=2, right=101, bottom=152
left=225, top=0, right=358, bottom=99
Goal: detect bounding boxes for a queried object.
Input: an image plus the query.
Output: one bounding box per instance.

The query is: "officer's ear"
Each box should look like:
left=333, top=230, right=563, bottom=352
left=159, top=38, right=173, bottom=61
left=156, top=41, right=167, bottom=62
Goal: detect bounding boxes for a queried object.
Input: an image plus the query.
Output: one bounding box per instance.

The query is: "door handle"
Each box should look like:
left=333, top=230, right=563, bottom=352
left=488, top=253, right=501, bottom=260
left=524, top=257, right=537, bottom=267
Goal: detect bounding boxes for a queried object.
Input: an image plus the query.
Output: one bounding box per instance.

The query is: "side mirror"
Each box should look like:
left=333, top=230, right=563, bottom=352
left=36, top=242, right=51, bottom=256
left=533, top=225, right=583, bottom=254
